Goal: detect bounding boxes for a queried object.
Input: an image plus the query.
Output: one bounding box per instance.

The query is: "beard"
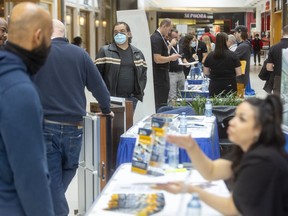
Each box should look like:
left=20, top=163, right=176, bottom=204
left=29, top=37, right=51, bottom=74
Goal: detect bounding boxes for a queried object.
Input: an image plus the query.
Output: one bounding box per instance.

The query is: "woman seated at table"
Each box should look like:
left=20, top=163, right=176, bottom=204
left=203, top=32, right=242, bottom=97
left=154, top=95, right=288, bottom=215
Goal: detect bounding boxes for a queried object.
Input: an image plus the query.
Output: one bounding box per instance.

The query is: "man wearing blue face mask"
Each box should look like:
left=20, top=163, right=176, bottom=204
left=95, top=21, right=147, bottom=111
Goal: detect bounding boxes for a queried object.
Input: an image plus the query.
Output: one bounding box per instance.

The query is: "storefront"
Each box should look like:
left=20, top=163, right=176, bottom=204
left=157, top=11, right=245, bottom=37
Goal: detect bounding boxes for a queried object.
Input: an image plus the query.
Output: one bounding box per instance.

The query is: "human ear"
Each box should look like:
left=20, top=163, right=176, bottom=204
left=33, top=28, right=42, bottom=47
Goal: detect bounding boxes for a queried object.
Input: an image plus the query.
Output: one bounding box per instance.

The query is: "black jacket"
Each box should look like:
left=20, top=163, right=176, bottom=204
left=95, top=43, right=147, bottom=101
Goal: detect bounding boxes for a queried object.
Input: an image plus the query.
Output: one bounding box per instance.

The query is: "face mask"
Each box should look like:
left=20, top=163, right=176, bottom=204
left=190, top=41, right=196, bottom=47
left=114, top=33, right=127, bottom=45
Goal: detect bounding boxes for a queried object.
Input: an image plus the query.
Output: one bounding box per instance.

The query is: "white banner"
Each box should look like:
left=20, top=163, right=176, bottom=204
left=117, top=9, right=155, bottom=123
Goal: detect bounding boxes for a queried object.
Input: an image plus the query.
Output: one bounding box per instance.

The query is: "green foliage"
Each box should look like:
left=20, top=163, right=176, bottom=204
left=175, top=91, right=244, bottom=115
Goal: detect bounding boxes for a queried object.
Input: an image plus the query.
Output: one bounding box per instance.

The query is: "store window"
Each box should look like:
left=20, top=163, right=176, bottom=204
left=66, top=7, right=73, bottom=43
left=79, top=10, right=89, bottom=53
left=39, top=2, right=52, bottom=14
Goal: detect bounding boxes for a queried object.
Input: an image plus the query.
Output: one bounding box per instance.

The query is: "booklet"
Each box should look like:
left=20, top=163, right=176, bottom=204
left=104, top=193, right=165, bottom=215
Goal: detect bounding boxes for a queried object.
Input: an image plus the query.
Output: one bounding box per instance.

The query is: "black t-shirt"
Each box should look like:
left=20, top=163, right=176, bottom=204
left=150, top=30, right=169, bottom=70
left=232, top=146, right=288, bottom=216
left=204, top=50, right=241, bottom=80
left=116, top=46, right=135, bottom=97
left=182, top=40, right=207, bottom=62
left=169, top=44, right=183, bottom=72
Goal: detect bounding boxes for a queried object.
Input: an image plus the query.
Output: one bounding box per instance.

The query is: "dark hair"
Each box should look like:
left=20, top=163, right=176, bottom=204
left=204, top=26, right=210, bottom=33
left=182, top=34, right=195, bottom=48
left=112, top=21, right=132, bottom=43
left=239, top=31, right=248, bottom=40
left=231, top=95, right=286, bottom=172
left=213, top=32, right=228, bottom=59
left=72, top=36, right=82, bottom=46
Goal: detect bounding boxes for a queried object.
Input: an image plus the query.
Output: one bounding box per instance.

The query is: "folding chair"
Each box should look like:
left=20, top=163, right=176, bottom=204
left=189, top=66, right=203, bottom=80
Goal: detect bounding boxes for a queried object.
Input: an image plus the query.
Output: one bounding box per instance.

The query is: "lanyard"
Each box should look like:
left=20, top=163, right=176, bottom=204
left=157, top=29, right=170, bottom=55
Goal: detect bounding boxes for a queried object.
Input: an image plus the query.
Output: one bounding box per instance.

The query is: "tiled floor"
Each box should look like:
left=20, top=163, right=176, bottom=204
left=249, top=57, right=268, bottom=99
left=65, top=55, right=268, bottom=216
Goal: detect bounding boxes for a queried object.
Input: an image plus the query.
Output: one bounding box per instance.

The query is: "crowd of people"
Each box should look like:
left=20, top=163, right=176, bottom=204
left=0, top=3, right=288, bottom=216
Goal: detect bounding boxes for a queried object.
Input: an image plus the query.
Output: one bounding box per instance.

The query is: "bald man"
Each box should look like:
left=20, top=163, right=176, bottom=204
left=0, top=3, right=54, bottom=216
left=0, top=18, right=7, bottom=45
left=33, top=19, right=112, bottom=216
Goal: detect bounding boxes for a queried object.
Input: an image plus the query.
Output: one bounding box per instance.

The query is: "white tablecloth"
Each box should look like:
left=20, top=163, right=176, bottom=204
left=86, top=163, right=230, bottom=216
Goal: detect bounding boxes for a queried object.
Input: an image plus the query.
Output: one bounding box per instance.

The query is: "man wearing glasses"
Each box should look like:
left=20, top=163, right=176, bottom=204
left=95, top=21, right=147, bottom=111
left=0, top=18, right=7, bottom=45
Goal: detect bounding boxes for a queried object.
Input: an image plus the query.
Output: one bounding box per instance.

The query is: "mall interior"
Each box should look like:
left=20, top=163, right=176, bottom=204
left=0, top=0, right=287, bottom=59
left=1, top=0, right=288, bottom=215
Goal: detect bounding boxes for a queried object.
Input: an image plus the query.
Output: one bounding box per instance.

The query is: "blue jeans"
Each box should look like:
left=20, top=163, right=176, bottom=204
left=43, top=122, right=83, bottom=216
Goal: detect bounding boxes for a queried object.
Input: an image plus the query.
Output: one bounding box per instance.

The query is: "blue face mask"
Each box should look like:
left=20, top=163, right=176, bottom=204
left=190, top=41, right=196, bottom=47
left=114, top=33, right=127, bottom=45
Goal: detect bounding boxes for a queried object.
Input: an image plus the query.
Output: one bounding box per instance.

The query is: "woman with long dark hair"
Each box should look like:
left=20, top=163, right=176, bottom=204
left=154, top=95, right=288, bottom=215
left=203, top=32, right=242, bottom=97
left=182, top=33, right=207, bottom=78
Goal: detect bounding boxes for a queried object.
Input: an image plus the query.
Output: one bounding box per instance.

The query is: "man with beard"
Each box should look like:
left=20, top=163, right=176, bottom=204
left=33, top=19, right=113, bottom=216
left=0, top=18, right=7, bottom=46
left=95, top=21, right=147, bottom=111
left=0, top=3, right=54, bottom=216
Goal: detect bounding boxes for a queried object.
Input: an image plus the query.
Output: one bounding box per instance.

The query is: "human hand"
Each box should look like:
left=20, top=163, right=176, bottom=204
left=192, top=54, right=199, bottom=61
left=97, top=111, right=114, bottom=119
left=266, top=63, right=274, bottom=71
left=152, top=181, right=187, bottom=194
left=170, top=53, right=182, bottom=61
left=166, top=134, right=195, bottom=150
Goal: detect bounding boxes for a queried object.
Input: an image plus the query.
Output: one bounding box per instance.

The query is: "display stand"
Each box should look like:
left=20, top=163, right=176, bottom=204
left=90, top=97, right=134, bottom=179
left=78, top=114, right=112, bottom=215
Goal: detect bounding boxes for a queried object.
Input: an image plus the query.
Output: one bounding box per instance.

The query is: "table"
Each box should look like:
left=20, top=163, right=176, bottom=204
left=180, top=81, right=209, bottom=98
left=116, top=115, right=220, bottom=168
left=86, top=163, right=230, bottom=216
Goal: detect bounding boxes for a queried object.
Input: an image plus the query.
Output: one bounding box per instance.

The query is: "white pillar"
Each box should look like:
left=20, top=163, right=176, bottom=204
left=256, top=4, right=263, bottom=34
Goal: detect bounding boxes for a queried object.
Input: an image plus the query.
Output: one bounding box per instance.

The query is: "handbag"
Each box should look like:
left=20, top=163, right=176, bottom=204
left=258, top=59, right=270, bottom=81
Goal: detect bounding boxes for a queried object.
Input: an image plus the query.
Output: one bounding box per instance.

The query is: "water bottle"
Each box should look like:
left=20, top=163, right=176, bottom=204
left=205, top=98, right=212, bottom=117
left=201, top=79, right=207, bottom=92
left=167, top=143, right=179, bottom=168
left=184, top=79, right=189, bottom=90
left=179, top=112, right=187, bottom=134
left=167, top=122, right=179, bottom=168
left=186, top=193, right=201, bottom=216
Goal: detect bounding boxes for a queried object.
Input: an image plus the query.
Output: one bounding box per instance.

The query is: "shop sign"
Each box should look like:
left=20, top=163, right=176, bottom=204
left=184, top=13, right=207, bottom=19
left=79, top=0, right=93, bottom=7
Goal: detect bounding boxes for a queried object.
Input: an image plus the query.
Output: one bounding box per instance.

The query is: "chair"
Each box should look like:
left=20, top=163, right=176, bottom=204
left=156, top=106, right=174, bottom=113
left=190, top=67, right=203, bottom=80
left=157, top=106, right=196, bottom=115
left=212, top=106, right=236, bottom=157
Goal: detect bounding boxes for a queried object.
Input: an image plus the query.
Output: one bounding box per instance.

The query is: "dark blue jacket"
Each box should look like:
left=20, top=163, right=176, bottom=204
left=34, top=37, right=111, bottom=123
left=0, top=51, right=54, bottom=216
